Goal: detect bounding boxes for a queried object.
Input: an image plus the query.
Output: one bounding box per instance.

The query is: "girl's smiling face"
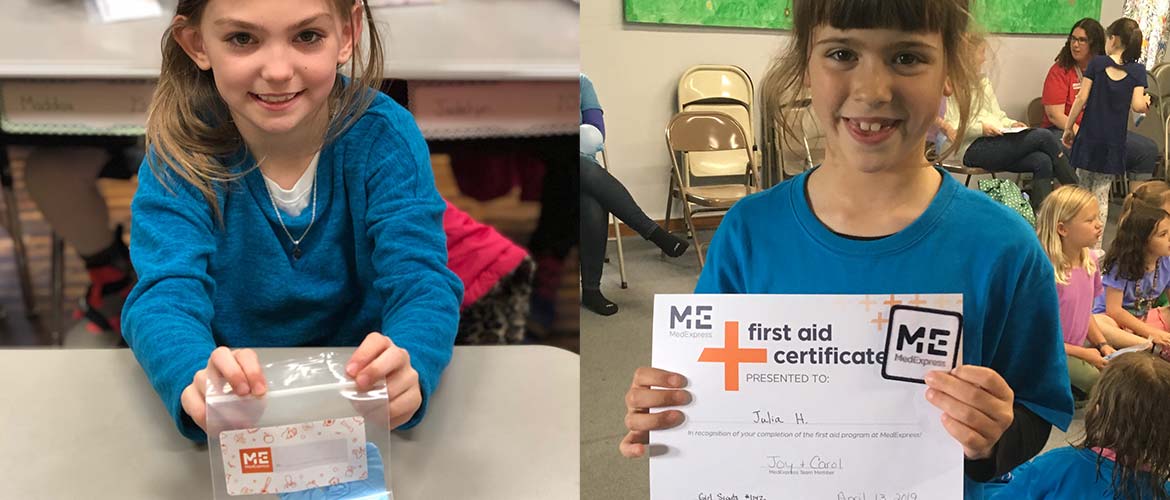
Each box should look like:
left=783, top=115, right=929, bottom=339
left=806, top=26, right=948, bottom=174
left=175, top=0, right=358, bottom=140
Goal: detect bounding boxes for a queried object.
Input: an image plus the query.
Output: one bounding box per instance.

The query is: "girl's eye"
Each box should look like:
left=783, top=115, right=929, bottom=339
left=827, top=49, right=857, bottom=63
left=296, top=31, right=323, bottom=44
left=893, top=53, right=924, bottom=66
left=228, top=33, right=254, bottom=46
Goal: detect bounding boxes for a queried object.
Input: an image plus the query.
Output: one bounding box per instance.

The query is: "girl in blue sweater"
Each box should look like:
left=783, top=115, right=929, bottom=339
left=123, top=0, right=462, bottom=442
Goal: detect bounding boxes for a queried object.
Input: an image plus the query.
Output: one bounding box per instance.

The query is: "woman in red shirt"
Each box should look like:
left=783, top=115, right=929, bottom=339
left=1042, top=18, right=1158, bottom=184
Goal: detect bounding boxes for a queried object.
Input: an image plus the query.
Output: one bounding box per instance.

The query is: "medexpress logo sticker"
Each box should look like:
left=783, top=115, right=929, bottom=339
left=881, top=305, right=962, bottom=384
left=239, top=447, right=273, bottom=474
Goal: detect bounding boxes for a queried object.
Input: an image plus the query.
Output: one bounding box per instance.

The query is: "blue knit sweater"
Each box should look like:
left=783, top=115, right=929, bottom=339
left=123, top=92, right=463, bottom=442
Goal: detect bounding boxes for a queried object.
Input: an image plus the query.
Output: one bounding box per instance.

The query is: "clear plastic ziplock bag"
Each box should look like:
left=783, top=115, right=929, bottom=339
left=205, top=351, right=393, bottom=500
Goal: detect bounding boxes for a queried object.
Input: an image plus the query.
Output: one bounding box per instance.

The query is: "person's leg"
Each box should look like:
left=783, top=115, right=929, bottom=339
left=579, top=155, right=687, bottom=257
left=24, top=147, right=137, bottom=334
left=23, top=147, right=112, bottom=255
left=1024, top=128, right=1078, bottom=185
left=1078, top=170, right=1113, bottom=248
left=1066, top=354, right=1101, bottom=399
left=963, top=136, right=1055, bottom=206
left=1094, top=313, right=1151, bottom=348
left=1124, top=132, right=1158, bottom=183
left=580, top=189, right=616, bottom=315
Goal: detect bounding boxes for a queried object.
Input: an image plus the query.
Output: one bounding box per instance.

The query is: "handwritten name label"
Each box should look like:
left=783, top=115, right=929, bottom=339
left=409, top=81, right=577, bottom=140
left=1, top=80, right=154, bottom=132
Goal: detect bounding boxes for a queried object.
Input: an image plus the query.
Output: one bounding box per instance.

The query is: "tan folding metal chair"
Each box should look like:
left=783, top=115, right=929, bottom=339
left=664, top=110, right=761, bottom=269
left=595, top=147, right=627, bottom=289
left=668, top=65, right=760, bottom=229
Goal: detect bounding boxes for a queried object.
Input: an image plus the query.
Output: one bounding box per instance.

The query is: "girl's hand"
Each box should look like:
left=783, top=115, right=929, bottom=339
left=982, top=122, right=1003, bottom=137
left=924, top=366, right=1014, bottom=460
left=1098, top=344, right=1116, bottom=358
left=346, top=333, right=421, bottom=430
left=181, top=347, right=267, bottom=431
left=1082, top=347, right=1109, bottom=370
left=620, top=367, right=691, bottom=458
left=1062, top=128, right=1077, bottom=148
left=1149, top=329, right=1170, bottom=348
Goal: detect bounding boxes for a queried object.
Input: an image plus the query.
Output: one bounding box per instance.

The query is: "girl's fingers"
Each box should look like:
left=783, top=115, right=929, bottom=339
left=233, top=349, right=267, bottom=396
left=625, top=387, right=691, bottom=411
left=387, top=385, right=422, bottom=429
left=939, top=412, right=994, bottom=460
left=925, top=387, right=999, bottom=442
left=625, top=409, right=685, bottom=432
left=619, top=431, right=650, bottom=458
left=347, top=333, right=391, bottom=378
left=181, top=383, right=208, bottom=431
left=209, top=346, right=250, bottom=396
left=632, top=367, right=687, bottom=389
left=385, top=365, right=419, bottom=401
left=355, top=345, right=408, bottom=391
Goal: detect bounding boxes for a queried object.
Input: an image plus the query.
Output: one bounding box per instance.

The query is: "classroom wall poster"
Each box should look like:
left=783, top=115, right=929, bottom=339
left=624, top=0, right=1103, bottom=35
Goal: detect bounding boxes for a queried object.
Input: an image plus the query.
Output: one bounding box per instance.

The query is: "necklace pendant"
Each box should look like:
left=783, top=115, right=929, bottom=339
left=293, top=246, right=302, bottom=260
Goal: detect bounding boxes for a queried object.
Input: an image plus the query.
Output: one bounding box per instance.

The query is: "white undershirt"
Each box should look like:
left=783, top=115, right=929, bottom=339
left=262, top=152, right=319, bottom=217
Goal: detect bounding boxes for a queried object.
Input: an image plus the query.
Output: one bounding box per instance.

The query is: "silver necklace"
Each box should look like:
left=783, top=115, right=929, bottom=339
left=265, top=173, right=318, bottom=260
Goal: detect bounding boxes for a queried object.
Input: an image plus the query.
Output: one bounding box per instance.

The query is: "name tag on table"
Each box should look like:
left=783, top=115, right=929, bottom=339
left=650, top=294, right=964, bottom=500
left=0, top=79, right=154, bottom=135
left=408, top=81, right=578, bottom=140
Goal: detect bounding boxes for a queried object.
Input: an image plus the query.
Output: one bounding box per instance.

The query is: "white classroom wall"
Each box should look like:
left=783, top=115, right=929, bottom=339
left=581, top=0, right=1128, bottom=219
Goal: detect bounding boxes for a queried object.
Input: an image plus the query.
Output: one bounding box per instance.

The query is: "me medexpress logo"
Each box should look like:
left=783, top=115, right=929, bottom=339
left=881, top=305, right=963, bottom=384
left=667, top=304, right=715, bottom=339
left=698, top=321, right=767, bottom=391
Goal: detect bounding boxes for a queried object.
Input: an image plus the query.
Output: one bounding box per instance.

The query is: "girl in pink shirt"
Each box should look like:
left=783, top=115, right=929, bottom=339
left=1037, top=186, right=1115, bottom=397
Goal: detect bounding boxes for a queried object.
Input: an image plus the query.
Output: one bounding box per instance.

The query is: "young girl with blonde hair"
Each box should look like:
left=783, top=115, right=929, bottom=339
left=1036, top=186, right=1113, bottom=396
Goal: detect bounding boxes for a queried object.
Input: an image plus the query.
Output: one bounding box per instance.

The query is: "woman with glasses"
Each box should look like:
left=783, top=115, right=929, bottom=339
left=1042, top=18, right=1158, bottom=187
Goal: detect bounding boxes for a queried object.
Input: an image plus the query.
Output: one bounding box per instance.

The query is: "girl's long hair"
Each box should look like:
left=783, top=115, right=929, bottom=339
left=1036, top=185, right=1098, bottom=284
left=145, top=0, right=384, bottom=223
left=1080, top=351, right=1170, bottom=500
left=1102, top=204, right=1169, bottom=282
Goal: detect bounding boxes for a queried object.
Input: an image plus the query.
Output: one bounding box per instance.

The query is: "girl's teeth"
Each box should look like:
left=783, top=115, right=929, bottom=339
left=258, top=94, right=295, bottom=103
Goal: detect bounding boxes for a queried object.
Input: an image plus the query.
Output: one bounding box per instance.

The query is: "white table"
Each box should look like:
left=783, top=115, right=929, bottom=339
left=0, top=0, right=578, bottom=80
left=0, top=345, right=580, bottom=499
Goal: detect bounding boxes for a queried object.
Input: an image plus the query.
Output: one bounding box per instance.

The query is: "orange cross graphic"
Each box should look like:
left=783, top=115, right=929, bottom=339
left=909, top=294, right=927, bottom=306
left=858, top=295, right=877, bottom=311
left=883, top=294, right=903, bottom=307
left=698, top=321, right=768, bottom=391
left=870, top=312, right=889, bottom=331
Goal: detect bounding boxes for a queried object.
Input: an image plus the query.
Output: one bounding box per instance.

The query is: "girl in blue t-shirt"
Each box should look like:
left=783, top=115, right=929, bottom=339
left=1062, top=17, right=1151, bottom=240
left=1093, top=203, right=1170, bottom=349
left=619, top=0, right=1074, bottom=498
left=991, top=351, right=1170, bottom=500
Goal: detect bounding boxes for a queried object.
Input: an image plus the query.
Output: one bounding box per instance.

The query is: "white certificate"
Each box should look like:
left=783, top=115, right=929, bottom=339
left=651, top=294, right=965, bottom=500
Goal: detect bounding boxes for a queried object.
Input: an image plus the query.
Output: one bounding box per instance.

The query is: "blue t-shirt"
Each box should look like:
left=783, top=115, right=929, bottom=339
left=695, top=167, right=1074, bottom=499
left=124, top=91, right=463, bottom=442
left=1091, top=255, right=1170, bottom=316
left=992, top=447, right=1170, bottom=499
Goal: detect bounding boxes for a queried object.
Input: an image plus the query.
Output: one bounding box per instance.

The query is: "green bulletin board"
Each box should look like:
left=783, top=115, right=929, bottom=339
left=624, top=0, right=1103, bottom=35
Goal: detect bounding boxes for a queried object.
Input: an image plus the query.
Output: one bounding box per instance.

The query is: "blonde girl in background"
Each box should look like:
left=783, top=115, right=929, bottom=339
left=1036, top=186, right=1113, bottom=399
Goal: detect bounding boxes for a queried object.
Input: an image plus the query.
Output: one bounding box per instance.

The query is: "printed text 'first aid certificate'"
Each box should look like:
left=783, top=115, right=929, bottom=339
left=651, top=294, right=965, bottom=500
